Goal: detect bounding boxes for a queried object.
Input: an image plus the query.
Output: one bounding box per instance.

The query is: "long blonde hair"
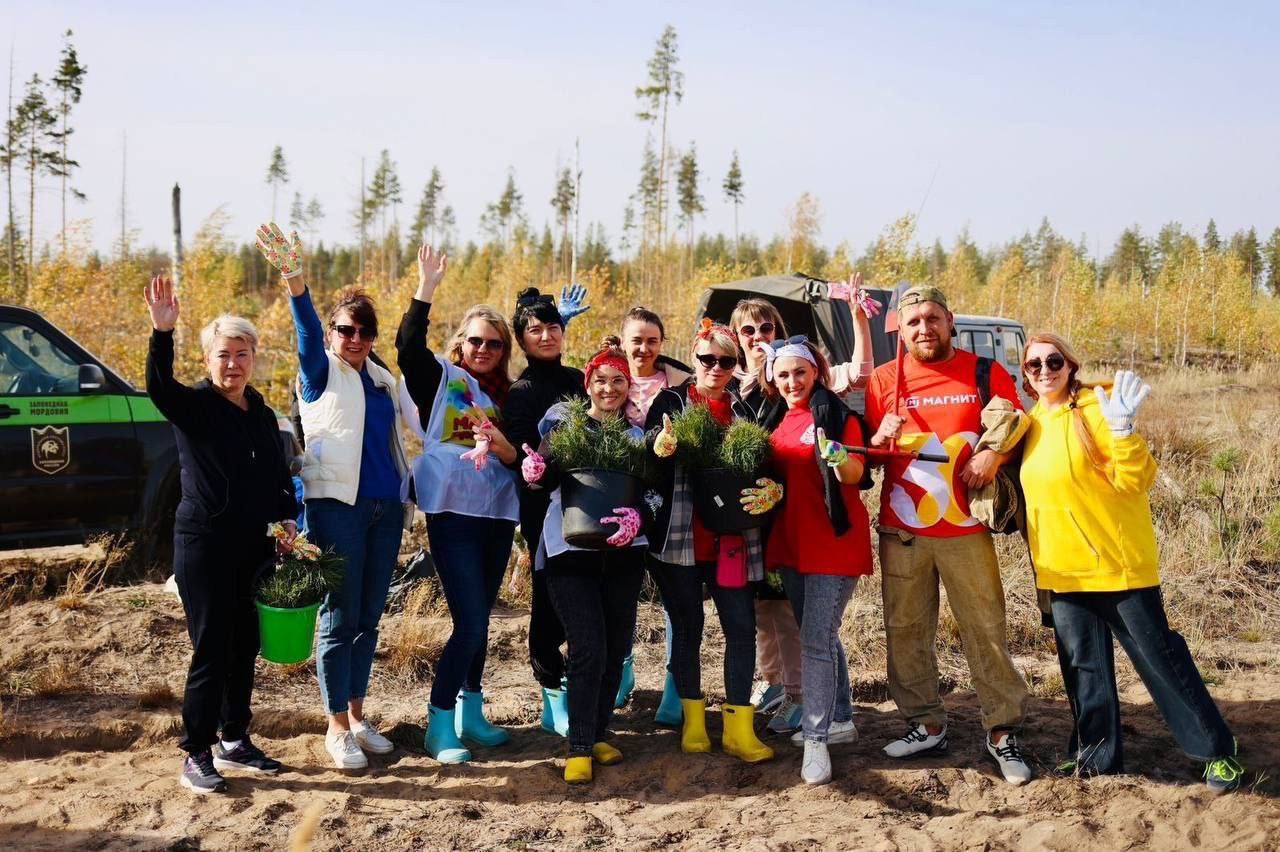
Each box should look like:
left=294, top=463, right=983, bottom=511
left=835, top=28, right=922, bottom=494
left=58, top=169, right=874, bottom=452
left=1021, top=332, right=1106, bottom=470
left=447, top=304, right=513, bottom=380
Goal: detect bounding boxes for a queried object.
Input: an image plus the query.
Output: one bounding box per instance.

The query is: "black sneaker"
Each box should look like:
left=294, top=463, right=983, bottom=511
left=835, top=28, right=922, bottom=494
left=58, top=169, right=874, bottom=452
left=1204, top=755, right=1245, bottom=795
left=212, top=737, right=283, bottom=774
left=180, top=750, right=227, bottom=794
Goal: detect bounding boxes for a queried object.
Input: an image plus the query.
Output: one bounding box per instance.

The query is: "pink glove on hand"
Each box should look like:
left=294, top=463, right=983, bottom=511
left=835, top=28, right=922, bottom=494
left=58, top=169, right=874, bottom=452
left=826, top=277, right=882, bottom=319
left=521, top=443, right=546, bottom=484
left=461, top=421, right=495, bottom=471
left=600, top=506, right=642, bottom=547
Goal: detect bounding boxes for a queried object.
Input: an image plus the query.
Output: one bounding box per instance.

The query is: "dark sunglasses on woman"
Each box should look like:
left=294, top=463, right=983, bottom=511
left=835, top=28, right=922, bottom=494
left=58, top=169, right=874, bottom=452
left=696, top=353, right=738, bottom=370
left=737, top=321, right=775, bottom=337
left=332, top=324, right=377, bottom=341
left=467, top=337, right=505, bottom=352
left=1024, top=354, right=1066, bottom=374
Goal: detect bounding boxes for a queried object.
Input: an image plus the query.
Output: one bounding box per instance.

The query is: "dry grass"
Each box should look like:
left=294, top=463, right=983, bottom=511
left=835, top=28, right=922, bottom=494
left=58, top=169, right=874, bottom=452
left=136, top=681, right=176, bottom=709
left=31, top=660, right=80, bottom=698
left=383, top=581, right=451, bottom=679
left=55, top=534, right=132, bottom=611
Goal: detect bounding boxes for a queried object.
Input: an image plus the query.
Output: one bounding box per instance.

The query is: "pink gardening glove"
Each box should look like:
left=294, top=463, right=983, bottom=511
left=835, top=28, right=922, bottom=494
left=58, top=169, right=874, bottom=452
left=827, top=272, right=881, bottom=319
left=600, top=506, right=642, bottom=547
left=460, top=420, right=495, bottom=471
left=521, top=443, right=546, bottom=484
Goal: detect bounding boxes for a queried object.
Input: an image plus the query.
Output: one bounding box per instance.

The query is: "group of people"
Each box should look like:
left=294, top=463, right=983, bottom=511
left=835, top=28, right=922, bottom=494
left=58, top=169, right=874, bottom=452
left=144, top=221, right=1245, bottom=797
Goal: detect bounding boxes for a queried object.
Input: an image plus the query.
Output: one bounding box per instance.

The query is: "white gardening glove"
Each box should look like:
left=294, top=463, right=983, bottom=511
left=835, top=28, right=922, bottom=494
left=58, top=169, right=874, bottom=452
left=1093, top=370, right=1151, bottom=437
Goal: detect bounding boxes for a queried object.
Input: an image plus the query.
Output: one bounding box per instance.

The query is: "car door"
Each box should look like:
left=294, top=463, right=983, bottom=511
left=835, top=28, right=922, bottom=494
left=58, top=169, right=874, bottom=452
left=0, top=315, right=140, bottom=545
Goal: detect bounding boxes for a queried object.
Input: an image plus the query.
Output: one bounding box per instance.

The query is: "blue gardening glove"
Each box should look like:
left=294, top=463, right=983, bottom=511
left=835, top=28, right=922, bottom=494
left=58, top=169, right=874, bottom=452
left=1094, top=370, right=1151, bottom=438
left=558, top=283, right=591, bottom=325
left=816, top=427, right=849, bottom=468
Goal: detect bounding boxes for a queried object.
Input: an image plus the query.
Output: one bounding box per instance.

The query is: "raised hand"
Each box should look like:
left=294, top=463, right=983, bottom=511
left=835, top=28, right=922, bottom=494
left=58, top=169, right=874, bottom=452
left=1094, top=370, right=1151, bottom=437
left=558, top=283, right=591, bottom=325
left=816, top=427, right=850, bottom=468
left=144, top=275, right=180, bottom=331
left=828, top=272, right=881, bottom=319
left=255, top=222, right=304, bottom=280
left=521, top=443, right=546, bottom=484
left=600, top=506, right=642, bottom=547
left=417, top=244, right=448, bottom=301
left=739, top=478, right=783, bottom=515
left=653, top=413, right=677, bottom=458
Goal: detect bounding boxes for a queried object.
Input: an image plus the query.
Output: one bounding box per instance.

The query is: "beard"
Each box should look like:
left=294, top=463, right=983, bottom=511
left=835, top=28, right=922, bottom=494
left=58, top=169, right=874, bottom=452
left=906, top=338, right=954, bottom=363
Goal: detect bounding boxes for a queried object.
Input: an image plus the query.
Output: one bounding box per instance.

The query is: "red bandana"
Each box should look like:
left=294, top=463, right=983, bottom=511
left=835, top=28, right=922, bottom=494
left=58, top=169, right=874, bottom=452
left=584, top=349, right=631, bottom=390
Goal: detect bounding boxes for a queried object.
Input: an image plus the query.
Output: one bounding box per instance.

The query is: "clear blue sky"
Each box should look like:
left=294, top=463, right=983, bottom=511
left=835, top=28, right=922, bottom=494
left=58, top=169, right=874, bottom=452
left=6, top=0, right=1279, bottom=261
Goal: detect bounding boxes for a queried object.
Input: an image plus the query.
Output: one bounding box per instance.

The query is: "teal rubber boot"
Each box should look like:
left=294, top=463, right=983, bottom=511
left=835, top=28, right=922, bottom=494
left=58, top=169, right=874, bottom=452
left=425, top=704, right=471, bottom=763
left=455, top=690, right=510, bottom=747
left=654, top=671, right=683, bottom=727
left=541, top=683, right=570, bottom=737
left=614, top=655, right=636, bottom=709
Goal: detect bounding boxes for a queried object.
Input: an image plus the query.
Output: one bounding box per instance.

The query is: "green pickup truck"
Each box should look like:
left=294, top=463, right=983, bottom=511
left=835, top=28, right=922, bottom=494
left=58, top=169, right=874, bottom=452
left=0, top=304, right=180, bottom=564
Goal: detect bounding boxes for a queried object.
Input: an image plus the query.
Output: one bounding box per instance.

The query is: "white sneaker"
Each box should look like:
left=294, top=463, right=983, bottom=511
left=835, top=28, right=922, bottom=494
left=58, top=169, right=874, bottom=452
left=325, top=731, right=368, bottom=769
left=986, top=731, right=1032, bottom=785
left=801, top=741, right=832, bottom=785
left=352, top=721, right=394, bottom=754
left=750, top=682, right=784, bottom=715
left=791, top=719, right=858, bottom=746
left=883, top=723, right=948, bottom=758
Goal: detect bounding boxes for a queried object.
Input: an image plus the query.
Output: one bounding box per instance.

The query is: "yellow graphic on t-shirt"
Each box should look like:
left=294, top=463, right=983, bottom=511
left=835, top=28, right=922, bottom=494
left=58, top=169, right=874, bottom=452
left=887, top=431, right=979, bottom=530
left=442, top=378, right=497, bottom=447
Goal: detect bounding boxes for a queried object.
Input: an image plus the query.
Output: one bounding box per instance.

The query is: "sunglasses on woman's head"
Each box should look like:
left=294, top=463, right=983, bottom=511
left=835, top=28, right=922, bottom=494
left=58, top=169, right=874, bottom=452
left=466, top=336, right=505, bottom=352
left=738, top=321, right=775, bottom=337
left=1024, top=354, right=1066, bottom=374
left=696, top=353, right=738, bottom=370
left=331, top=324, right=377, bottom=341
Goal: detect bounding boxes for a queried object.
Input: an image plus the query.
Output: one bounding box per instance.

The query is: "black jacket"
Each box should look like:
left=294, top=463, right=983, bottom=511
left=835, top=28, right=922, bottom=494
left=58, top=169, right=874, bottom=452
left=146, top=330, right=296, bottom=538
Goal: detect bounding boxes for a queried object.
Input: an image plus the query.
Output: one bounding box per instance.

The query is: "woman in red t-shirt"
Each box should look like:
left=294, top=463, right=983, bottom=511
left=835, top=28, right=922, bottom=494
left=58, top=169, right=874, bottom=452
left=759, top=336, right=873, bottom=786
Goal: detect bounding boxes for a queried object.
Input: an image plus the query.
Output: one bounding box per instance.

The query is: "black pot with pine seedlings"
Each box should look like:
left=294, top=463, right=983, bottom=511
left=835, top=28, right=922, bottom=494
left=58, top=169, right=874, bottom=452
left=671, top=403, right=777, bottom=532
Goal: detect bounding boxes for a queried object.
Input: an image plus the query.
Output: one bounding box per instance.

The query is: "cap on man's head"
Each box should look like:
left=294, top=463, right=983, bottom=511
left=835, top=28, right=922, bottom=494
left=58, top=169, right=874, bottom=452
left=897, top=284, right=949, bottom=313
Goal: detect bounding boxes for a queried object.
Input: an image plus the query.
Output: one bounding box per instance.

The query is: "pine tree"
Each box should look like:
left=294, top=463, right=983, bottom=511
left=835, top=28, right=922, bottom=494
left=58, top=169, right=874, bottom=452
left=635, top=25, right=683, bottom=248
left=1229, top=227, right=1262, bottom=290
left=675, top=144, right=704, bottom=259
left=366, top=150, right=401, bottom=276
left=1203, top=218, right=1221, bottom=252
left=410, top=166, right=443, bottom=247
left=481, top=169, right=524, bottom=248
left=16, top=74, right=58, bottom=293
left=288, top=192, right=306, bottom=230
left=439, top=205, right=456, bottom=253
left=722, top=150, right=744, bottom=263
left=1264, top=228, right=1280, bottom=297
left=3, top=50, right=19, bottom=291
left=265, top=145, right=289, bottom=221
left=51, top=29, right=86, bottom=252
left=550, top=166, right=575, bottom=276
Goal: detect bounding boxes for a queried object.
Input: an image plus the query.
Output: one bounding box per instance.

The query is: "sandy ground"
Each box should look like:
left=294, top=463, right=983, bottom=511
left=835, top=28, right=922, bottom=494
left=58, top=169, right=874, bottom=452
left=0, top=580, right=1277, bottom=852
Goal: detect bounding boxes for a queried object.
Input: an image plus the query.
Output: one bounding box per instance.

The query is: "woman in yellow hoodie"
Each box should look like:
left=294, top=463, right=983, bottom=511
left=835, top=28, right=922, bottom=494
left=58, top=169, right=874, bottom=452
left=1018, top=333, right=1242, bottom=794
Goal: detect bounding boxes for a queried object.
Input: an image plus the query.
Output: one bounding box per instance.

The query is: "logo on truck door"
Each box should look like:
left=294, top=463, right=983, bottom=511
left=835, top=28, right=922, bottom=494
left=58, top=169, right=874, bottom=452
left=31, top=425, right=70, bottom=474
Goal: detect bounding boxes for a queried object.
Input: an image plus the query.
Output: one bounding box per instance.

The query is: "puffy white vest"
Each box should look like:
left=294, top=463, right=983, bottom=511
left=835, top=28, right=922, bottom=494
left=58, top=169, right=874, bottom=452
left=298, top=351, right=409, bottom=506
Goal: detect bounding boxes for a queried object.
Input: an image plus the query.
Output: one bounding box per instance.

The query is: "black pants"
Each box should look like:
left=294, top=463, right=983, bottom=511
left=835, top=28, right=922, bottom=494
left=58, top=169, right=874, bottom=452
left=524, top=502, right=568, bottom=689
left=174, top=530, right=270, bottom=754
left=648, top=559, right=756, bottom=706
left=1051, top=586, right=1235, bottom=773
left=544, top=548, right=646, bottom=756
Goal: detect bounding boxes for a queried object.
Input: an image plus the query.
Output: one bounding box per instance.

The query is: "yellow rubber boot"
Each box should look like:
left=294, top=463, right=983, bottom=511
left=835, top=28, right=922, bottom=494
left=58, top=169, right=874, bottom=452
left=592, top=742, right=623, bottom=765
left=680, top=699, right=711, bottom=754
left=722, top=704, right=775, bottom=763
left=565, top=755, right=593, bottom=784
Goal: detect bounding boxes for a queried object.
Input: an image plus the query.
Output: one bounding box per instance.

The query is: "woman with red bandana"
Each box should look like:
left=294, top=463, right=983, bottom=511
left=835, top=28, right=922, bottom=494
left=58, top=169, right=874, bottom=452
left=521, top=337, right=650, bottom=784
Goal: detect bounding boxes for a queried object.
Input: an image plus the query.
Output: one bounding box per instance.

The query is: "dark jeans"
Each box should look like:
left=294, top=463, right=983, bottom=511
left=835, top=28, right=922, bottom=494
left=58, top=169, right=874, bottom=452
left=174, top=530, right=271, bottom=754
left=426, top=512, right=516, bottom=709
left=309, top=497, right=405, bottom=714
left=1051, top=586, right=1235, bottom=772
left=525, top=507, right=567, bottom=689
left=545, top=549, right=646, bottom=755
left=649, top=559, right=756, bottom=705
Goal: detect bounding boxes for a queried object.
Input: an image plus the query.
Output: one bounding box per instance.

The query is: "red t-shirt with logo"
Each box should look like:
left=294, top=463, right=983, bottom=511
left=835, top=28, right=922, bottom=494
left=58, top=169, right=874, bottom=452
left=864, top=349, right=1021, bottom=537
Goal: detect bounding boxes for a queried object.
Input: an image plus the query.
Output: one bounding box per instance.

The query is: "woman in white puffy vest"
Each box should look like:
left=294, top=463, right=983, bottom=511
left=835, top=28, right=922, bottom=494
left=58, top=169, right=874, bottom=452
left=257, top=223, right=411, bottom=771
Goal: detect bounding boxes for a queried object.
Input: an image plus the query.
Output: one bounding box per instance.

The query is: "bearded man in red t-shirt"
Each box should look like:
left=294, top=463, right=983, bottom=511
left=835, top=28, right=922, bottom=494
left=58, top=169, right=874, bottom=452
left=864, top=284, right=1031, bottom=786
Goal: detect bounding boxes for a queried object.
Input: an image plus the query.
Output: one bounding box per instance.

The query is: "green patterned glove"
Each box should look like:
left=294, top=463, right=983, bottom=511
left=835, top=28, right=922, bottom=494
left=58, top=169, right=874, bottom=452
left=255, top=221, right=304, bottom=279
left=816, top=427, right=849, bottom=468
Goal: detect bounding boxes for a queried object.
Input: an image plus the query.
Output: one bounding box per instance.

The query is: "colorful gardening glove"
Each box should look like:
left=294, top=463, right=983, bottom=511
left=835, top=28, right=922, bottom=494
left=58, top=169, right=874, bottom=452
left=521, top=443, right=546, bottom=484
left=739, top=478, right=783, bottom=515
left=1094, top=370, right=1151, bottom=438
left=816, top=427, right=849, bottom=468
left=255, top=222, right=304, bottom=279
left=826, top=272, right=881, bottom=319
left=460, top=420, right=496, bottom=470
left=601, top=506, right=642, bottom=547
left=653, top=413, right=677, bottom=458
left=558, top=283, right=591, bottom=326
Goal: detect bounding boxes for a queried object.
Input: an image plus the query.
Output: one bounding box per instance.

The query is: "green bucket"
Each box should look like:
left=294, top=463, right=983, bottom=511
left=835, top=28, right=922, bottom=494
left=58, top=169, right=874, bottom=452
left=255, top=600, right=321, bottom=664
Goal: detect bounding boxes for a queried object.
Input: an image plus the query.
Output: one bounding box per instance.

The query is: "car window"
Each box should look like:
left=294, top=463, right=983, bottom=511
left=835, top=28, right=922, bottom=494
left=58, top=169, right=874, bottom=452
left=967, top=330, right=996, bottom=359
left=959, top=330, right=974, bottom=352
left=1005, top=330, right=1024, bottom=367
left=0, top=321, right=81, bottom=395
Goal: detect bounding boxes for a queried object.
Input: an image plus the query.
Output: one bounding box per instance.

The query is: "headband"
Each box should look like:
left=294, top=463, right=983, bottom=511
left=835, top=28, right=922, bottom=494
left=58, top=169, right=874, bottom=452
left=756, top=336, right=817, bottom=382
left=583, top=348, right=631, bottom=390
left=695, top=316, right=734, bottom=341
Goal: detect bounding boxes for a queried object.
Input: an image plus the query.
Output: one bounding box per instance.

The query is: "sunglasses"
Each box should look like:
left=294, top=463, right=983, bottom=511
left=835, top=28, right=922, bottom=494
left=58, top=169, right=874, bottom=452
left=737, top=321, right=775, bottom=337
left=696, top=353, right=738, bottom=370
left=331, top=324, right=377, bottom=341
left=466, top=336, right=505, bottom=352
left=1024, top=354, right=1066, bottom=374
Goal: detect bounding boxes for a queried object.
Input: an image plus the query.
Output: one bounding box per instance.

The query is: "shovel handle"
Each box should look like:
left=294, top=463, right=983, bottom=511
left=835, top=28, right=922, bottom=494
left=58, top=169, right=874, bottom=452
left=841, top=444, right=950, bottom=464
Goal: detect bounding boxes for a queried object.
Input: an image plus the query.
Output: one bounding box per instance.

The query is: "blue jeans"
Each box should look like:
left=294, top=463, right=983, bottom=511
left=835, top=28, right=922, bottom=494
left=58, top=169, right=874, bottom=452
left=1051, top=586, right=1235, bottom=772
left=426, top=512, right=516, bottom=710
left=309, top=497, right=405, bottom=715
left=782, top=570, right=856, bottom=742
